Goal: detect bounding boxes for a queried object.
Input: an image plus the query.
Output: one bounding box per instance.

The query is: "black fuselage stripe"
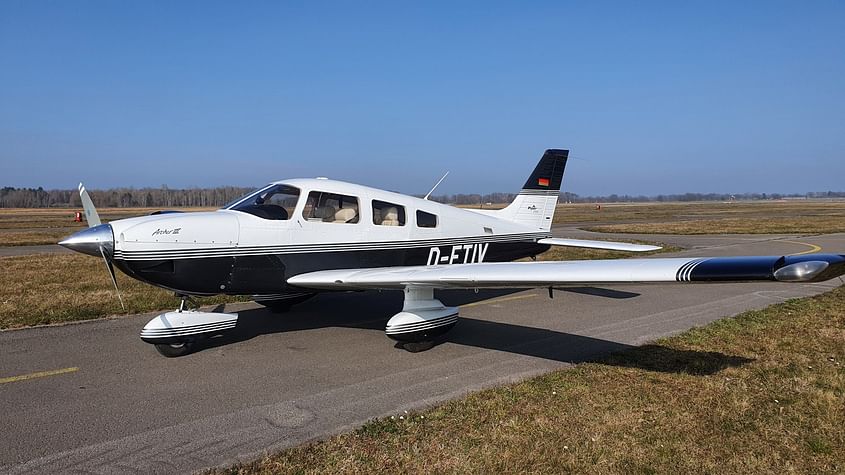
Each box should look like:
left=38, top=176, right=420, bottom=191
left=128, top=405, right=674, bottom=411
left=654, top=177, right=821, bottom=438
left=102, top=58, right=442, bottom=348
left=116, top=233, right=550, bottom=260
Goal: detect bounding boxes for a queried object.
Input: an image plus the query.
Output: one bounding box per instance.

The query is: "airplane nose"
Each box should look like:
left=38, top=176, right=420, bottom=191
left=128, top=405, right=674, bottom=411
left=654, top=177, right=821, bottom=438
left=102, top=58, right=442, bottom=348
left=59, top=223, right=114, bottom=258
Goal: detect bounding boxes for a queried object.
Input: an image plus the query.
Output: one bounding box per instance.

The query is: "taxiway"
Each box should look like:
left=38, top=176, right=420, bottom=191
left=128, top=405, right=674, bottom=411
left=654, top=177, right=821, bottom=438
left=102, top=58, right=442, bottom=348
left=1, top=230, right=843, bottom=473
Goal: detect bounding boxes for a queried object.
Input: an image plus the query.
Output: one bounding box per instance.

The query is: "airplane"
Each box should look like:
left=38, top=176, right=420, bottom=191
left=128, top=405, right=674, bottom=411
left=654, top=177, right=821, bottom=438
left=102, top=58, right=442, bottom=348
left=59, top=149, right=845, bottom=357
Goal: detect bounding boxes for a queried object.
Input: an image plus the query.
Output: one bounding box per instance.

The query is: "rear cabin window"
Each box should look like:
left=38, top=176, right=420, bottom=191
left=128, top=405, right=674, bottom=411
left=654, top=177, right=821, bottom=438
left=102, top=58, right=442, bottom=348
left=228, top=184, right=300, bottom=220
left=416, top=210, right=438, bottom=228
left=372, top=200, right=406, bottom=226
left=302, top=191, right=360, bottom=224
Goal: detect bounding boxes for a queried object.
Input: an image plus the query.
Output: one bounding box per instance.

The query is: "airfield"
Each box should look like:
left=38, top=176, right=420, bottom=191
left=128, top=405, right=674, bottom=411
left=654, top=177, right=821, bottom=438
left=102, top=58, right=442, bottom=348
left=1, top=202, right=843, bottom=473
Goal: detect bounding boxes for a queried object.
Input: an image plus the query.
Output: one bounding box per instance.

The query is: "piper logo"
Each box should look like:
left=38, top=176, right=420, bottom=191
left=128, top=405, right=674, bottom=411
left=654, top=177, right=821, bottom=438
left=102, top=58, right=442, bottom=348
left=427, top=243, right=489, bottom=265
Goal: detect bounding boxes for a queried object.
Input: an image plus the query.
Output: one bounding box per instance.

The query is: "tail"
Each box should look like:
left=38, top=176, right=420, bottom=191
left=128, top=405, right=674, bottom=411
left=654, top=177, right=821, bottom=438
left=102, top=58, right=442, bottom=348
left=496, top=149, right=568, bottom=231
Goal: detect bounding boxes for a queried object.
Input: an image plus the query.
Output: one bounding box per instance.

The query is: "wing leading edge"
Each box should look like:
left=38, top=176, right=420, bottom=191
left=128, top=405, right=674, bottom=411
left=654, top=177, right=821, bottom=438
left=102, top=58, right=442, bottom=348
left=287, top=254, right=845, bottom=290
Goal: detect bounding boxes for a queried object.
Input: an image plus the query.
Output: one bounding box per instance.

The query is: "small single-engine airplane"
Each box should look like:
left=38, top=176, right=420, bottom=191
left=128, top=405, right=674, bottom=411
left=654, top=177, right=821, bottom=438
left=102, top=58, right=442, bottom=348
left=60, top=149, right=845, bottom=357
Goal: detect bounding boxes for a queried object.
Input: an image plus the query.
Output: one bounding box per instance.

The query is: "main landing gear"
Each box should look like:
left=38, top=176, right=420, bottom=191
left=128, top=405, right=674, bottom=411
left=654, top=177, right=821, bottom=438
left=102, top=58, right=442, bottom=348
left=386, top=287, right=459, bottom=352
left=140, top=295, right=239, bottom=357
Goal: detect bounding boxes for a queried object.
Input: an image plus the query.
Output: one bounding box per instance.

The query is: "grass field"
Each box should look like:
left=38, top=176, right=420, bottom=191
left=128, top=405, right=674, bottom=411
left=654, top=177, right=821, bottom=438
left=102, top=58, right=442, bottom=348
left=584, top=217, right=845, bottom=235
left=0, top=207, right=214, bottom=246
left=554, top=200, right=845, bottom=224
left=553, top=200, right=845, bottom=234
left=221, top=285, right=845, bottom=474
left=0, top=253, right=248, bottom=329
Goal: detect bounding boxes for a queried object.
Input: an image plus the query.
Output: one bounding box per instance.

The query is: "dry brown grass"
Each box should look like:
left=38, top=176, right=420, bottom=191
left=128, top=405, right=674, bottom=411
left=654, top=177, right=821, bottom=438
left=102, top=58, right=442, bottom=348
left=0, top=253, right=246, bottom=329
left=0, top=229, right=74, bottom=246
left=586, top=216, right=845, bottom=235
left=0, top=207, right=215, bottom=246
left=553, top=200, right=845, bottom=225
left=222, top=285, right=845, bottom=474
left=457, top=201, right=845, bottom=234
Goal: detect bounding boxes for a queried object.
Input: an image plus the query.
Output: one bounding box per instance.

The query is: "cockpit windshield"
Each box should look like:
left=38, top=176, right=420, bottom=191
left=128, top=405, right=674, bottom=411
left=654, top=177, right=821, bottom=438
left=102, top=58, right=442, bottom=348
left=224, top=184, right=300, bottom=220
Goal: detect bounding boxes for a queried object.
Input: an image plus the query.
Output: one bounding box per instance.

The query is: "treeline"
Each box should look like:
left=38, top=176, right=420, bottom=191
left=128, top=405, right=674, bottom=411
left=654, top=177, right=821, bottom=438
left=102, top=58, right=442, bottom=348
left=2, top=186, right=844, bottom=208
left=425, top=192, right=519, bottom=205
left=0, top=186, right=253, bottom=208
left=429, top=191, right=845, bottom=205
left=562, top=191, right=845, bottom=203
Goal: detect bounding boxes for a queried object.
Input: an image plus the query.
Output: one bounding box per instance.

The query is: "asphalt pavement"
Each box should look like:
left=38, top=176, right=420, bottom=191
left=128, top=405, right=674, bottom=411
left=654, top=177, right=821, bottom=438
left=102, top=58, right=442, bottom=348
left=1, top=230, right=843, bottom=474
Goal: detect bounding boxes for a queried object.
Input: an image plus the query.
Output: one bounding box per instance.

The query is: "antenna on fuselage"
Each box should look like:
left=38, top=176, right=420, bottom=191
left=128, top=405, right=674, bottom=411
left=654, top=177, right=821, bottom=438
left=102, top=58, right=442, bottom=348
left=424, top=171, right=449, bottom=200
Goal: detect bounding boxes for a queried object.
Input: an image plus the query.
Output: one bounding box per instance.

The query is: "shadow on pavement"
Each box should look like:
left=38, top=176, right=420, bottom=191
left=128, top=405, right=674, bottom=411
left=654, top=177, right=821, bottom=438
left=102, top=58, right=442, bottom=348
left=196, top=289, right=752, bottom=375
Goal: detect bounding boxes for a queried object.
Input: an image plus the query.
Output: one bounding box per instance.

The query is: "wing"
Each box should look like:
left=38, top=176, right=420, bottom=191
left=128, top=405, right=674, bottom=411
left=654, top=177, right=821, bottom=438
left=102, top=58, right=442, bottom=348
left=538, top=237, right=661, bottom=252
left=287, top=254, right=845, bottom=290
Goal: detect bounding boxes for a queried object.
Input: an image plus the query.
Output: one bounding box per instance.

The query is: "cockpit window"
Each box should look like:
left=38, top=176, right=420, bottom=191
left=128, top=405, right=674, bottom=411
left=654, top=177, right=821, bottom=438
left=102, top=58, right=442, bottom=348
left=227, top=184, right=300, bottom=220
left=416, top=210, right=438, bottom=228
left=302, top=191, right=359, bottom=224
left=373, top=200, right=405, bottom=226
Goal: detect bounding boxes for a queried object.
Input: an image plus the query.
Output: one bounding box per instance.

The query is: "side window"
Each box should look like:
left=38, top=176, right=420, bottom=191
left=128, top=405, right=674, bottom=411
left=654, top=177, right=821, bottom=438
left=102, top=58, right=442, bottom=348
left=372, top=200, right=406, bottom=226
left=228, top=184, right=299, bottom=220
left=302, top=191, right=359, bottom=224
left=416, top=210, right=438, bottom=228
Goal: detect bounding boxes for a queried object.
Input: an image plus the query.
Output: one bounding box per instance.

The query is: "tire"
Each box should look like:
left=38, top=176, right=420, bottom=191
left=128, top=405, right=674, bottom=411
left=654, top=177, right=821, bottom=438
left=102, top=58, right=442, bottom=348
left=154, top=341, right=194, bottom=358
left=399, top=340, right=436, bottom=353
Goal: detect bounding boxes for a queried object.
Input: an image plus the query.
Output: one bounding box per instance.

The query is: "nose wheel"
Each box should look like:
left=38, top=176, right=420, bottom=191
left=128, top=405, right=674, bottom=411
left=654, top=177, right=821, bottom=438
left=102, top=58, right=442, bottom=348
left=141, top=294, right=238, bottom=358
left=154, top=340, right=195, bottom=357
left=154, top=296, right=198, bottom=358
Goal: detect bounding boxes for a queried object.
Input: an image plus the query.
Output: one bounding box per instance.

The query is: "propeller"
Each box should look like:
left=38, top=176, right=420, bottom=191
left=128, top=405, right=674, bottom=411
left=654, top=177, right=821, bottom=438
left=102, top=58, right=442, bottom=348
left=78, top=183, right=125, bottom=311
left=78, top=183, right=101, bottom=227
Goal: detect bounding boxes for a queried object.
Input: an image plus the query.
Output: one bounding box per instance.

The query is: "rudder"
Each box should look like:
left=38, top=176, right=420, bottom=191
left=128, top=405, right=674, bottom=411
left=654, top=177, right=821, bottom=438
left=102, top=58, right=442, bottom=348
left=497, top=149, right=568, bottom=231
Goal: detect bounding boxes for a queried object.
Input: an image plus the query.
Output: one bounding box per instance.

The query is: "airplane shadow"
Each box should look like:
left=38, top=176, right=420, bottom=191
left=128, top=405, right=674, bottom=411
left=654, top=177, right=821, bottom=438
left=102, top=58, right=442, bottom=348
left=197, top=289, right=752, bottom=376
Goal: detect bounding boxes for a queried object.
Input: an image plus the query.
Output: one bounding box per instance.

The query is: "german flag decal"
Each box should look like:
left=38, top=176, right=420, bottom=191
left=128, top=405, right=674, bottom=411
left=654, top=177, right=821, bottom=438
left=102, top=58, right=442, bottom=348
left=538, top=177, right=550, bottom=187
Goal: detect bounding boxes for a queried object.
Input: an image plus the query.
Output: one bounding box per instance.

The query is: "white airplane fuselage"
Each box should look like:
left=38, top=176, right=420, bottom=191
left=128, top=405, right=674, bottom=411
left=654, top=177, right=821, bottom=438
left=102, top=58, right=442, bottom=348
left=107, top=178, right=553, bottom=297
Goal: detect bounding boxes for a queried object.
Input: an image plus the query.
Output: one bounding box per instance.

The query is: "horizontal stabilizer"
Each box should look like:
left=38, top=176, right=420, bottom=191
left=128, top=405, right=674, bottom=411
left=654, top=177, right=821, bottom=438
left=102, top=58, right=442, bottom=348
left=538, top=238, right=661, bottom=252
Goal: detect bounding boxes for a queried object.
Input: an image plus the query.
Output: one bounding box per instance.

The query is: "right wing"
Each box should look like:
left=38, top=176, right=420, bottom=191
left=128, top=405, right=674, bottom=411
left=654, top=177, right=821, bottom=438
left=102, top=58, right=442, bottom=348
left=287, top=254, right=845, bottom=290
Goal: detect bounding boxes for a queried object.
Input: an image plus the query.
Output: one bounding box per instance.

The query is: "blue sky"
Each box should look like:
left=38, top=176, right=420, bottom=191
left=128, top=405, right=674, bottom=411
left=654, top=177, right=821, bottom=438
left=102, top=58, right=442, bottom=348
left=1, top=1, right=843, bottom=196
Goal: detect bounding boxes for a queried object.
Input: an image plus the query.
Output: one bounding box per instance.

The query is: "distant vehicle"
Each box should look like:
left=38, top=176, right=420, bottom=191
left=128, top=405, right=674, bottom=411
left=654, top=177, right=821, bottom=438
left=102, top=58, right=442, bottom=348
left=60, top=149, right=845, bottom=357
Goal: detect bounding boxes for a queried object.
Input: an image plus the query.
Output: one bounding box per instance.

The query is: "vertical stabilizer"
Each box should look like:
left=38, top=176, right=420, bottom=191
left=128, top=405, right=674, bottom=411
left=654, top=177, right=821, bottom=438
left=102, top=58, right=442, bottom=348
left=496, top=149, right=568, bottom=231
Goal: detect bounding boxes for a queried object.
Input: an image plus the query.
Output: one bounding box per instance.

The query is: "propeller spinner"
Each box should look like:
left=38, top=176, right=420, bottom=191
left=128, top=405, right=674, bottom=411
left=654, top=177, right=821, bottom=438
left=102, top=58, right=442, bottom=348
left=59, top=183, right=125, bottom=311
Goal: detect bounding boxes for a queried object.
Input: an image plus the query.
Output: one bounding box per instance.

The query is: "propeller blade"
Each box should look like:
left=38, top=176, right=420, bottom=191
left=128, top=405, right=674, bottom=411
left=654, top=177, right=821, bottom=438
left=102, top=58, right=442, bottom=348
left=99, top=245, right=125, bottom=311
left=78, top=182, right=101, bottom=227
left=75, top=182, right=124, bottom=311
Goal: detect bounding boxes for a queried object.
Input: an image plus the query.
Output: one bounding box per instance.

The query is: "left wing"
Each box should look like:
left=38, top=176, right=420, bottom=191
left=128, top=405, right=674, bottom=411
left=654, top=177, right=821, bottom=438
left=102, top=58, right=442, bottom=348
left=287, top=254, right=845, bottom=290
left=538, top=237, right=661, bottom=252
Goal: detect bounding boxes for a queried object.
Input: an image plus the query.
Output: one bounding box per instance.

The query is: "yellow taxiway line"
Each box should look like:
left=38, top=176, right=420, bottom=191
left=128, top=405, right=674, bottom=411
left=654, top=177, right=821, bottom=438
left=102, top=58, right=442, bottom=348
left=0, top=367, right=79, bottom=385
left=461, top=293, right=538, bottom=309
left=781, top=240, right=823, bottom=256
